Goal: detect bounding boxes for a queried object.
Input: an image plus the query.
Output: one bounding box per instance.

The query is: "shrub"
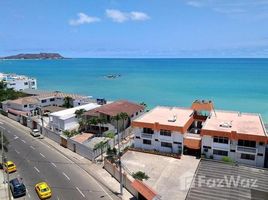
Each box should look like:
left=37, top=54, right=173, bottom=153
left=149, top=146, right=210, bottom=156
left=132, top=171, right=149, bottom=181
left=221, top=156, right=233, bottom=163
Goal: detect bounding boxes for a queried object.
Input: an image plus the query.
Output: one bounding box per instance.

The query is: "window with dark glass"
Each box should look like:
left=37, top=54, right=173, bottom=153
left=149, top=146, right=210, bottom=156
left=143, top=139, right=151, bottom=145
left=160, top=129, right=171, bottom=136
left=213, top=149, right=228, bottom=156
left=241, top=153, right=255, bottom=160
left=238, top=140, right=256, bottom=148
left=50, top=98, right=55, bottom=102
left=161, top=142, right=172, bottom=148
left=41, top=99, right=47, bottom=103
left=143, top=128, right=154, bottom=134
left=213, top=136, right=228, bottom=144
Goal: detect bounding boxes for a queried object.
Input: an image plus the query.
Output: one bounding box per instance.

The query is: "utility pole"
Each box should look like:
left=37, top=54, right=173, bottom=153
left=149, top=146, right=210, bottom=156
left=38, top=107, right=44, bottom=135
left=116, top=117, right=123, bottom=195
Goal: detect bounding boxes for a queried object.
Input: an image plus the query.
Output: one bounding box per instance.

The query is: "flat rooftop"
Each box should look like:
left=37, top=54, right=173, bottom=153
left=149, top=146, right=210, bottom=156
left=186, top=159, right=268, bottom=200
left=122, top=151, right=200, bottom=200
left=133, top=106, right=193, bottom=127
left=203, top=110, right=266, bottom=137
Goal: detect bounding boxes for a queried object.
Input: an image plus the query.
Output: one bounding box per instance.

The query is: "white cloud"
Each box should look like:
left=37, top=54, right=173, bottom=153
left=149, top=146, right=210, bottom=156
left=130, top=12, right=150, bottom=21
left=106, top=9, right=150, bottom=23
left=186, top=1, right=202, bottom=7
left=69, top=13, right=100, bottom=26
left=105, top=9, right=128, bottom=23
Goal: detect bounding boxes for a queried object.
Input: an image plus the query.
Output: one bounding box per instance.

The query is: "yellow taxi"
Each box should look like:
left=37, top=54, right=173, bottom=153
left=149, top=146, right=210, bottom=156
left=35, top=182, right=52, bottom=199
left=4, top=161, right=17, bottom=173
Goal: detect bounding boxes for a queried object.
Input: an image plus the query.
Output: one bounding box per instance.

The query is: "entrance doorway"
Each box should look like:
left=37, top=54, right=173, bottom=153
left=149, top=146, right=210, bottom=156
left=183, top=146, right=201, bottom=158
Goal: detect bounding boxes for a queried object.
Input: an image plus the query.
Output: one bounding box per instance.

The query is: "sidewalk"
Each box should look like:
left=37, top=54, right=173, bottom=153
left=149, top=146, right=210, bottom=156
left=0, top=114, right=133, bottom=200
left=0, top=170, right=9, bottom=200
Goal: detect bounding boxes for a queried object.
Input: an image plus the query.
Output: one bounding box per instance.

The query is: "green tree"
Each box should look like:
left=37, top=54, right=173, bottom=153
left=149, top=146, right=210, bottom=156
left=63, top=130, right=78, bottom=138
left=96, top=117, right=107, bottom=137
left=75, top=109, right=86, bottom=120
left=120, top=112, right=128, bottom=139
left=111, top=114, right=121, bottom=147
left=0, top=81, right=27, bottom=102
left=86, top=117, right=98, bottom=132
left=63, top=96, right=73, bottom=108
left=132, top=171, right=149, bottom=181
left=94, top=141, right=108, bottom=161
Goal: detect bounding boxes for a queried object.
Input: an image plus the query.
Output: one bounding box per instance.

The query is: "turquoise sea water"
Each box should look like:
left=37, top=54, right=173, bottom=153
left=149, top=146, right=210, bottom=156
left=0, top=58, right=268, bottom=122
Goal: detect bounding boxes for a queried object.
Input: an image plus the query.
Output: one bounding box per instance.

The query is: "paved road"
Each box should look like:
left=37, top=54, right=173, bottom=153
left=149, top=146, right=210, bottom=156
left=0, top=120, right=117, bottom=200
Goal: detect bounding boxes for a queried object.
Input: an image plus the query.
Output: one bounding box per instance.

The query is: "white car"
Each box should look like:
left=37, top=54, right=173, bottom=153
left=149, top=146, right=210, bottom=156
left=31, top=129, right=41, bottom=137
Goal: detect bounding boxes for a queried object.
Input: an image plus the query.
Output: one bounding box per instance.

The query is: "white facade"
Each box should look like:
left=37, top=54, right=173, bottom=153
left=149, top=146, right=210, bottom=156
left=134, top=127, right=183, bottom=154
left=201, top=135, right=266, bottom=167
left=0, top=73, right=37, bottom=91
left=49, top=103, right=100, bottom=133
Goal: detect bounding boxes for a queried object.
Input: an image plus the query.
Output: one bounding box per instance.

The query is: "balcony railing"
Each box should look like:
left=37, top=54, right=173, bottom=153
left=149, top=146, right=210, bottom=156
left=141, top=133, right=153, bottom=139
left=237, top=146, right=257, bottom=154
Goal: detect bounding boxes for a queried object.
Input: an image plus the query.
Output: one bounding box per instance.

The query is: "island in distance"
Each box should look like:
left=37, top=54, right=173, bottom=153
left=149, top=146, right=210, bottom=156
left=1, top=53, right=65, bottom=60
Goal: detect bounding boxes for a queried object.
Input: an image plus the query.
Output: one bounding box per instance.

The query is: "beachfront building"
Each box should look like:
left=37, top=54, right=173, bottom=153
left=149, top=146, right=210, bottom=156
left=48, top=103, right=100, bottom=133
left=83, top=100, right=145, bottom=134
left=132, top=100, right=268, bottom=167
left=0, top=72, right=37, bottom=91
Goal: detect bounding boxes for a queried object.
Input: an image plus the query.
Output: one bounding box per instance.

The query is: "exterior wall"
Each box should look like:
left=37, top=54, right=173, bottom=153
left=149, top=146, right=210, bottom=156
left=67, top=138, right=95, bottom=160
left=133, top=127, right=183, bottom=153
left=201, top=136, right=266, bottom=167
left=6, top=78, right=37, bottom=91
left=49, top=115, right=78, bottom=132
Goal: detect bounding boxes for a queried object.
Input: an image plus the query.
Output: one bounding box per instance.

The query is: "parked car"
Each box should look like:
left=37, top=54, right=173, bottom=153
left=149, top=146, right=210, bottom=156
left=9, top=178, right=26, bottom=198
left=4, top=161, right=17, bottom=173
left=31, top=129, right=41, bottom=137
left=35, top=182, right=52, bottom=199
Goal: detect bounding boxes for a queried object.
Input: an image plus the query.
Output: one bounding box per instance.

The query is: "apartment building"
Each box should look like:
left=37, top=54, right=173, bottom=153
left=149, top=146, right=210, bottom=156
left=0, top=73, right=37, bottom=91
left=132, top=101, right=268, bottom=167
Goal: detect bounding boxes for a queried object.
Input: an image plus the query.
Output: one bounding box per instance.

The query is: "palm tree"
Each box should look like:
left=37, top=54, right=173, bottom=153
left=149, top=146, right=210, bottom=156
left=86, top=117, right=98, bottom=133
left=75, top=109, right=86, bottom=120
left=63, top=96, right=73, bottom=108
left=94, top=141, right=108, bottom=161
left=111, top=114, right=121, bottom=147
left=78, top=118, right=87, bottom=132
left=120, top=112, right=128, bottom=140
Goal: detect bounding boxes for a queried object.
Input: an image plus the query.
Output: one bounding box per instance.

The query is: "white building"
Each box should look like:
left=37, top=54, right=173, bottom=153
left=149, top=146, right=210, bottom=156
left=48, top=103, right=100, bottom=133
left=132, top=101, right=268, bottom=168
left=0, top=73, right=37, bottom=91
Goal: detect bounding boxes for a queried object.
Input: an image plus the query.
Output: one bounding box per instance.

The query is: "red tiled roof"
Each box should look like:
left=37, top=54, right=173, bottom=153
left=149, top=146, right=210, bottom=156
left=84, top=100, right=144, bottom=117
left=131, top=180, right=157, bottom=200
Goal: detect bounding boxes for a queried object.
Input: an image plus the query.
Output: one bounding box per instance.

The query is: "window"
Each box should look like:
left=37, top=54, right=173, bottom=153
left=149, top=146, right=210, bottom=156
left=32, top=82, right=35, bottom=85
left=203, top=145, right=211, bottom=149
left=213, top=136, right=228, bottom=144
left=143, top=139, right=151, bottom=145
left=135, top=136, right=140, bottom=139
left=41, top=99, right=47, bottom=103
left=173, top=141, right=181, bottom=144
left=238, top=140, right=256, bottom=148
left=230, top=149, right=236, bottom=152
left=24, top=105, right=27, bottom=108
left=257, top=153, right=263, bottom=156
left=155, top=139, right=159, bottom=141
left=143, top=128, right=154, bottom=134
left=24, top=82, right=28, bottom=85
left=50, top=98, right=55, bottom=102
left=213, top=149, right=228, bottom=156
left=241, top=153, right=255, bottom=160
left=136, top=112, right=138, bottom=115
left=161, top=142, right=172, bottom=148
left=160, top=129, right=171, bottom=136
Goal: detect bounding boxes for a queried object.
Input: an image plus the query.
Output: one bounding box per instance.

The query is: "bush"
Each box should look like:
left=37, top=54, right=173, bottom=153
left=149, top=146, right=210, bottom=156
left=63, top=130, right=79, bottom=138
left=221, top=156, right=233, bottom=163
left=132, top=171, right=149, bottom=181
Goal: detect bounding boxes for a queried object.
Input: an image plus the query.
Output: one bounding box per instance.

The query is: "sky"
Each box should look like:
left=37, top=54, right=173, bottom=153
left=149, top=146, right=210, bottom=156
left=1, top=0, right=268, bottom=58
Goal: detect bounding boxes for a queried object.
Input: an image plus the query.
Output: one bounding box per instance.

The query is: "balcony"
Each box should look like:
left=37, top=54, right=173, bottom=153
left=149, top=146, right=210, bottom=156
left=237, top=146, right=257, bottom=154
left=141, top=133, right=153, bottom=139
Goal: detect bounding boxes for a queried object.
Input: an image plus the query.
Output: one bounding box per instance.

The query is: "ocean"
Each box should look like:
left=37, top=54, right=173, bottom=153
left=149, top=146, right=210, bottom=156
left=0, top=58, right=268, bottom=122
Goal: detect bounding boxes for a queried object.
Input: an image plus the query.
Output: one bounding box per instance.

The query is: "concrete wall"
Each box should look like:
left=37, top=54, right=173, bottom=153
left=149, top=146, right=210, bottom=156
left=104, top=159, right=138, bottom=199
left=42, top=127, right=61, bottom=144
left=7, top=113, right=20, bottom=122
left=66, top=138, right=95, bottom=160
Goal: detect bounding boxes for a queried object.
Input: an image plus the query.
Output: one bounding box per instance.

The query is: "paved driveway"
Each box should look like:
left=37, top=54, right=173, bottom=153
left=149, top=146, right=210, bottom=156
left=122, top=151, right=200, bottom=200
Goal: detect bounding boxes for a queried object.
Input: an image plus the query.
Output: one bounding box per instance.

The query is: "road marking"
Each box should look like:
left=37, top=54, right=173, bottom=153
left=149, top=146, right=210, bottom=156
left=30, top=145, right=35, bottom=150
left=28, top=193, right=31, bottom=198
left=76, top=187, right=85, bottom=198
left=57, top=197, right=60, bottom=200
left=51, top=162, right=57, bottom=168
left=40, top=153, right=46, bottom=158
left=14, top=149, right=20, bottom=154
left=21, top=139, right=26, bottom=143
left=62, top=172, right=70, bottom=180
left=34, top=166, right=40, bottom=173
